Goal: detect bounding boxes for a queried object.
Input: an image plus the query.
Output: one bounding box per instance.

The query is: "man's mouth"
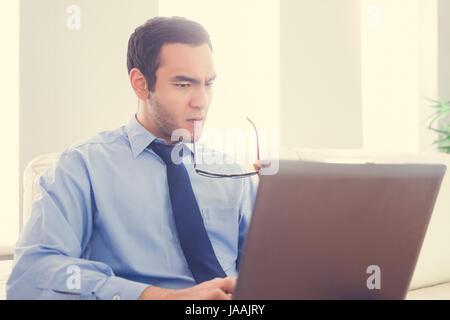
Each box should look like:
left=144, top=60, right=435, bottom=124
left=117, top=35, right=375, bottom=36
left=187, top=117, right=204, bottom=122
left=186, top=118, right=204, bottom=127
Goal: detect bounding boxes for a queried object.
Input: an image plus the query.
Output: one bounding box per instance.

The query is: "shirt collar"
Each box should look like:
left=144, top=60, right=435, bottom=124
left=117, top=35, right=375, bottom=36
left=126, top=114, right=195, bottom=158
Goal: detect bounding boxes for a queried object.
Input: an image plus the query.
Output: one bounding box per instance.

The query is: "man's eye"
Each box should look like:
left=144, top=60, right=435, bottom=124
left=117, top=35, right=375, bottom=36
left=206, top=82, right=214, bottom=87
left=175, top=83, right=190, bottom=88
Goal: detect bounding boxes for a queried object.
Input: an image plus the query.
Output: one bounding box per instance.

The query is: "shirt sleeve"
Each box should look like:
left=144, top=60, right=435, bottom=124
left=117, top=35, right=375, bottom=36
left=236, top=175, right=258, bottom=268
left=6, top=151, right=149, bottom=300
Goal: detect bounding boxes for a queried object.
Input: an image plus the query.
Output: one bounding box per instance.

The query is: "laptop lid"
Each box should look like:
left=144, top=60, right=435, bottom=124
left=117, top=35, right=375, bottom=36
left=234, top=160, right=446, bottom=299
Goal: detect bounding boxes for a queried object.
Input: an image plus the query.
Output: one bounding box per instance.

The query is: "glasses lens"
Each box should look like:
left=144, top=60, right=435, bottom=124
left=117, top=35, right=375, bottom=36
left=193, top=117, right=259, bottom=179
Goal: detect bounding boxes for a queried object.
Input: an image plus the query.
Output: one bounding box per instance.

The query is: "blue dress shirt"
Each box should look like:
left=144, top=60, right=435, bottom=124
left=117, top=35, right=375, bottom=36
left=7, top=115, right=257, bottom=300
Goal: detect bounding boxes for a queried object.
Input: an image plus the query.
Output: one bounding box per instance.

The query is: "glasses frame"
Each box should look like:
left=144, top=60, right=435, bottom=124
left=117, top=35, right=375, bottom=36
left=193, top=117, right=260, bottom=178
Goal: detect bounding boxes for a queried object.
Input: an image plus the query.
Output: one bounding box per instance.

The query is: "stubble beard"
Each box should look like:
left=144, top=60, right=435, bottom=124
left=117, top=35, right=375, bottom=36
left=148, top=94, right=182, bottom=143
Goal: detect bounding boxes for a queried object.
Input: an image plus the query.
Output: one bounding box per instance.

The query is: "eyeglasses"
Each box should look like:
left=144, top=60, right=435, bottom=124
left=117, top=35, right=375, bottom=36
left=193, top=117, right=260, bottom=178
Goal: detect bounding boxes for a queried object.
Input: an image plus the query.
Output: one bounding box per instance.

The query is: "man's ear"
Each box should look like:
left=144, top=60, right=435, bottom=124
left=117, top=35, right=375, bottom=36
left=129, top=68, right=150, bottom=100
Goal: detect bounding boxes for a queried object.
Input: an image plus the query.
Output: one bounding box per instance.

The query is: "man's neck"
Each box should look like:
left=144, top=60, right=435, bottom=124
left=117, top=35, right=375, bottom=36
left=135, top=112, right=174, bottom=145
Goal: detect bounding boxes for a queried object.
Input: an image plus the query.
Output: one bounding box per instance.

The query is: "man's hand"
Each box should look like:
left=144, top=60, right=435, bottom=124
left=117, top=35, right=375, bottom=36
left=138, top=277, right=237, bottom=300
left=253, top=159, right=271, bottom=172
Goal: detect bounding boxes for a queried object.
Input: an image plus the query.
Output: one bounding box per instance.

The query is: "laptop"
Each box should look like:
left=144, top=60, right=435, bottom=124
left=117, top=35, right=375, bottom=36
left=233, top=160, right=446, bottom=299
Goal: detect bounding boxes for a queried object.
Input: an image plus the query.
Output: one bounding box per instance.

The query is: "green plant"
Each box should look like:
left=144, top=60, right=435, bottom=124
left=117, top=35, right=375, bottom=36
left=427, top=98, right=450, bottom=153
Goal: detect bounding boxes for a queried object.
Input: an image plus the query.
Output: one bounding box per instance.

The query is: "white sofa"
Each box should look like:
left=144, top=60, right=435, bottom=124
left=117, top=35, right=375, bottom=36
left=22, top=153, right=61, bottom=225
left=21, top=150, right=450, bottom=299
left=288, top=148, right=450, bottom=300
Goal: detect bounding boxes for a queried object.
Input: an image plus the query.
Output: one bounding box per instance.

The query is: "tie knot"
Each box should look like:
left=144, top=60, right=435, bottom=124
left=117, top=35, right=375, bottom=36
left=150, top=141, right=182, bottom=165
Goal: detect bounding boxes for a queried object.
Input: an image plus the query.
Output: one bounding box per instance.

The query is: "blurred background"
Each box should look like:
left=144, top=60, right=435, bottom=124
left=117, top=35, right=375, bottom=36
left=1, top=0, right=450, bottom=299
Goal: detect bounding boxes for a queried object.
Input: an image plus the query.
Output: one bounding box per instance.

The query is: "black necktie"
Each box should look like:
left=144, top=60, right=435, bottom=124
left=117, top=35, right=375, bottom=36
left=150, top=141, right=227, bottom=283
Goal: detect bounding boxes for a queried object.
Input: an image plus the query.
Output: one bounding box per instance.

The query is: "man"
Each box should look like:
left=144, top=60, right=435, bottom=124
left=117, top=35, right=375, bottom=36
left=7, top=17, right=260, bottom=300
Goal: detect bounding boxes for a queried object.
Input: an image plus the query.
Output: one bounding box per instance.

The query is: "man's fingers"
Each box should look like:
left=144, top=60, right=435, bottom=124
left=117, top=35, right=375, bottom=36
left=217, top=277, right=237, bottom=294
left=253, top=160, right=262, bottom=171
left=253, top=159, right=271, bottom=171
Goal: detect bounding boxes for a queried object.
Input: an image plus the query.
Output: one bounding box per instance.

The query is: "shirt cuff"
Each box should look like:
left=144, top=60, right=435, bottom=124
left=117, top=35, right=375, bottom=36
left=96, top=276, right=150, bottom=300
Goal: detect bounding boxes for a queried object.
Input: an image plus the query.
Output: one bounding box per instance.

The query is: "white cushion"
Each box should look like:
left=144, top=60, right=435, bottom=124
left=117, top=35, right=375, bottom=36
left=22, top=153, right=60, bottom=225
left=406, top=282, right=450, bottom=300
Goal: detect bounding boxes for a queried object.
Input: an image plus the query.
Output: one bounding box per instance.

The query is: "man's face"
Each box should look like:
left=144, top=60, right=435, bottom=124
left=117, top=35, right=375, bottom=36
left=146, top=43, right=216, bottom=143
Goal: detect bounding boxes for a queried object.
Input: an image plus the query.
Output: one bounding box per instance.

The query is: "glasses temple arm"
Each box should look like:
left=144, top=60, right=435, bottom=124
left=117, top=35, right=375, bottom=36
left=246, top=117, right=260, bottom=161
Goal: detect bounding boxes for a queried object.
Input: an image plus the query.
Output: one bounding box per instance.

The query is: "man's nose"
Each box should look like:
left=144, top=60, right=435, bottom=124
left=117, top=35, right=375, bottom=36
left=190, top=86, right=210, bottom=109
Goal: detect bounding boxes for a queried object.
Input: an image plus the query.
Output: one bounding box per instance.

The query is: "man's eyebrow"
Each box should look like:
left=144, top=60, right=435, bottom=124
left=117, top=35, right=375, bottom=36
left=207, top=74, right=217, bottom=82
left=170, top=74, right=217, bottom=84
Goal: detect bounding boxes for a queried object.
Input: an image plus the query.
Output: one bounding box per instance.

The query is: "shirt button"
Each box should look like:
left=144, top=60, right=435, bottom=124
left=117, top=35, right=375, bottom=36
left=113, top=295, right=121, bottom=300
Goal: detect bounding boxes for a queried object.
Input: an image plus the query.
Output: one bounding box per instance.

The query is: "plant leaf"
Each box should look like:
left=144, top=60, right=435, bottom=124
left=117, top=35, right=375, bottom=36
left=424, top=97, right=442, bottom=104
left=429, top=127, right=450, bottom=135
left=437, top=146, right=450, bottom=153
left=432, top=136, right=450, bottom=144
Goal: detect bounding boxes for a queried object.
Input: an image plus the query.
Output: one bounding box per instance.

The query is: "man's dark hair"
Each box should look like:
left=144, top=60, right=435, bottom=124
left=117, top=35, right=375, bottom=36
left=127, top=16, right=213, bottom=92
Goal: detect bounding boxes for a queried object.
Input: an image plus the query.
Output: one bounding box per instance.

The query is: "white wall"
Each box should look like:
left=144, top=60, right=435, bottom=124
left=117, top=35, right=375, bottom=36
left=0, top=0, right=19, bottom=247
left=419, top=0, right=439, bottom=152
left=280, top=0, right=441, bottom=153
left=280, top=0, right=363, bottom=150
left=438, top=0, right=450, bottom=102
left=19, top=0, right=159, bottom=230
left=360, top=0, right=439, bottom=153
